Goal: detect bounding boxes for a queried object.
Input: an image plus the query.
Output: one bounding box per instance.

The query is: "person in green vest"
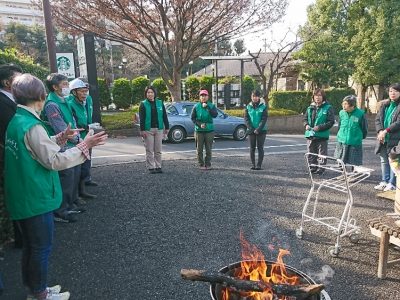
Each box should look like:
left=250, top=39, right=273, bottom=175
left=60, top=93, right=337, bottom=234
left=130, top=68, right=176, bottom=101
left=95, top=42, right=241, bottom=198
left=334, top=95, right=368, bottom=166
left=4, top=74, right=107, bottom=300
left=374, top=83, right=400, bottom=192
left=42, top=73, right=83, bottom=223
left=68, top=78, right=97, bottom=199
left=191, top=89, right=218, bottom=170
left=303, top=89, right=335, bottom=174
left=244, top=90, right=268, bottom=170
left=139, top=86, right=169, bottom=173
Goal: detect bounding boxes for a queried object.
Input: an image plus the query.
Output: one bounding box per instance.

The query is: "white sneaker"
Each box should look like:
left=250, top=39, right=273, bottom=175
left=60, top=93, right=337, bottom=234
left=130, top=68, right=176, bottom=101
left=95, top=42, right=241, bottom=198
left=27, top=286, right=70, bottom=300
left=374, top=181, right=387, bottom=191
left=27, top=286, right=62, bottom=300
left=383, top=183, right=396, bottom=192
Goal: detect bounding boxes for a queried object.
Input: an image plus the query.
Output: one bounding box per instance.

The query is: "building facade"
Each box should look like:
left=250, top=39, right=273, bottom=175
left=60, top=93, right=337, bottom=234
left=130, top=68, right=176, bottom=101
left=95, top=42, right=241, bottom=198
left=0, top=0, right=44, bottom=27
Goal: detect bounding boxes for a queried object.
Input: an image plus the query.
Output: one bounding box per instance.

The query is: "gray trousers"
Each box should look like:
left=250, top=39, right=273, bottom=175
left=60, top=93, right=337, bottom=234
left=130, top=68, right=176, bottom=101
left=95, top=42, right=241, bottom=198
left=55, top=164, right=81, bottom=217
left=143, top=128, right=163, bottom=169
left=307, top=139, right=328, bottom=168
left=195, top=131, right=214, bottom=167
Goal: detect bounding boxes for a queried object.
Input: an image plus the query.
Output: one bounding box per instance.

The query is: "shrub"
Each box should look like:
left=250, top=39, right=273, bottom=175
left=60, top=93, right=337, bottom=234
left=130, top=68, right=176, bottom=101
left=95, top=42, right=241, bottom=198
left=152, top=77, right=170, bottom=101
left=185, top=76, right=200, bottom=101
left=242, top=75, right=257, bottom=105
left=199, top=75, right=214, bottom=96
left=269, top=88, right=355, bottom=114
left=97, top=78, right=111, bottom=107
left=0, top=48, right=48, bottom=80
left=112, top=78, right=132, bottom=109
left=131, top=76, right=150, bottom=105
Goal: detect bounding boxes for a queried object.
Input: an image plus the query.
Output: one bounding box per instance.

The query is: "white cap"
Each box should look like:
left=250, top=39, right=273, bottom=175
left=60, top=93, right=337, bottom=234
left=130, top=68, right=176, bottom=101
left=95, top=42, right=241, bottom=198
left=69, top=78, right=87, bottom=90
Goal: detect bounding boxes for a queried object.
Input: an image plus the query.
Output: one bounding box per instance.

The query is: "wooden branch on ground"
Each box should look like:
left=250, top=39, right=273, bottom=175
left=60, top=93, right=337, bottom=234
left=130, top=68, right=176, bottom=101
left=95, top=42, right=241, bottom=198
left=181, top=269, right=324, bottom=299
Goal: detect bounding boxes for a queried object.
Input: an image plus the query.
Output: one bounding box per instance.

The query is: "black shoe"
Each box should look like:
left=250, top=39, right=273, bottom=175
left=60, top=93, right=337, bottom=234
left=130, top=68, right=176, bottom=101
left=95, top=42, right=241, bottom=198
left=54, top=214, right=77, bottom=223
left=68, top=207, right=86, bottom=214
left=149, top=168, right=157, bottom=174
left=155, top=168, right=163, bottom=173
left=250, top=166, right=256, bottom=170
left=85, top=181, right=98, bottom=187
left=255, top=166, right=262, bottom=170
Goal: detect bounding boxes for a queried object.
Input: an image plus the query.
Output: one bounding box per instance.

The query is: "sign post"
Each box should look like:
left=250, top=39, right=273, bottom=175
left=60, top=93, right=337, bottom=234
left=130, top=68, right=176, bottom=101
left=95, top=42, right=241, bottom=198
left=56, top=53, right=75, bottom=79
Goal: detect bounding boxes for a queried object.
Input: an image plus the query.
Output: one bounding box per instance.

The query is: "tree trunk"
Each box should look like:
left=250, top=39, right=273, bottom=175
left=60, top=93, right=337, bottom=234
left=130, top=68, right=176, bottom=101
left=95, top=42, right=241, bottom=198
left=357, top=84, right=367, bottom=109
left=168, top=69, right=182, bottom=102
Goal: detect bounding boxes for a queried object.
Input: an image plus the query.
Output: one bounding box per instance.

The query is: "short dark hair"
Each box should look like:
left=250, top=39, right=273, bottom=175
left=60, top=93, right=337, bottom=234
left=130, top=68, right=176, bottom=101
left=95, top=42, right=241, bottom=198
left=251, top=90, right=261, bottom=97
left=12, top=74, right=46, bottom=105
left=343, top=95, right=357, bottom=107
left=144, top=86, right=157, bottom=99
left=389, top=83, right=400, bottom=93
left=45, top=73, right=68, bottom=92
left=313, top=88, right=327, bottom=102
left=0, top=63, right=23, bottom=88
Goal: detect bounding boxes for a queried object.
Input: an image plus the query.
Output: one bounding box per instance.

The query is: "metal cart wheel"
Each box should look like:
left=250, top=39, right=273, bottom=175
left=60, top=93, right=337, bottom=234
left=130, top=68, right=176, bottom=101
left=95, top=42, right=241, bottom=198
left=328, top=246, right=340, bottom=257
left=349, top=232, right=361, bottom=244
left=295, top=229, right=303, bottom=239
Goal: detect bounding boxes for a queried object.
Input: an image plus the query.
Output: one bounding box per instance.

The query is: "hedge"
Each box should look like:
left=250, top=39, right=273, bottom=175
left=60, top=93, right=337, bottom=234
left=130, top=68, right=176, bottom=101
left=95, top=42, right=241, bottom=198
left=0, top=48, right=48, bottom=80
left=98, top=78, right=112, bottom=107
left=269, top=88, right=355, bottom=114
left=131, top=76, right=150, bottom=105
left=112, top=78, right=132, bottom=109
left=152, top=77, right=170, bottom=101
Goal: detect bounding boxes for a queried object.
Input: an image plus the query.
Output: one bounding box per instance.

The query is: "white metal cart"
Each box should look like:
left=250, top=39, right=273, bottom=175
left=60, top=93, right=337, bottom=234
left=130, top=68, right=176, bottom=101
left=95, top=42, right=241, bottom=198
left=296, top=153, right=373, bottom=257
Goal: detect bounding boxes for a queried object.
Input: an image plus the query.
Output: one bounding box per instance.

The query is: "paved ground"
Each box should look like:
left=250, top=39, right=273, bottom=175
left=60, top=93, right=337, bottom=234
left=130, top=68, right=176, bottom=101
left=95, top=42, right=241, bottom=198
left=1, top=143, right=400, bottom=300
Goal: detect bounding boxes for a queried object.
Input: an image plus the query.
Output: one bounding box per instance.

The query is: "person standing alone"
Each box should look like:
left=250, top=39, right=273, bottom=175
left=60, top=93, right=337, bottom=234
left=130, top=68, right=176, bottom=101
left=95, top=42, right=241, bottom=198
left=139, top=86, right=169, bottom=174
left=191, top=90, right=218, bottom=170
left=244, top=90, right=268, bottom=170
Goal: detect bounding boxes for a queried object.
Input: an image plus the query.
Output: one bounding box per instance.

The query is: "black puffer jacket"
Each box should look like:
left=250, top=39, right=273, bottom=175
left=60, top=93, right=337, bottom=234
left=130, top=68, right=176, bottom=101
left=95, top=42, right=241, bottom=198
left=375, top=99, right=400, bottom=154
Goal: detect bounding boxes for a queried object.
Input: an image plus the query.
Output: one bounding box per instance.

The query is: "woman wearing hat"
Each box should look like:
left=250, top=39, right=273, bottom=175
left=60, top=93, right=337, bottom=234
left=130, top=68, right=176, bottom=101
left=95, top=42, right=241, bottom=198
left=191, top=89, right=218, bottom=169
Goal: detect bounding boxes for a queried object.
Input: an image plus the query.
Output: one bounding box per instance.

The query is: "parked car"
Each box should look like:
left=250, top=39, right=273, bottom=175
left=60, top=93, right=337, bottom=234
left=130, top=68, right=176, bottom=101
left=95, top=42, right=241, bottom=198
left=135, top=102, right=247, bottom=143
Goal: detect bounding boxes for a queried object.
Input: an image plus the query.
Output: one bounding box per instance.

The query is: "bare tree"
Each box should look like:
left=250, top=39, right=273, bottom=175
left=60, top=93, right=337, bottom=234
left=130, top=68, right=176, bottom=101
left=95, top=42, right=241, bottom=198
left=248, top=30, right=305, bottom=100
left=51, top=0, right=288, bottom=101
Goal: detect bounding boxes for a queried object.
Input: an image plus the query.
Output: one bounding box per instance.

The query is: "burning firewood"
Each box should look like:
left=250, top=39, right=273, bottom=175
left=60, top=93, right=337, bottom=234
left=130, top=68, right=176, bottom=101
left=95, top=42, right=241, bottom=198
left=180, top=269, right=324, bottom=299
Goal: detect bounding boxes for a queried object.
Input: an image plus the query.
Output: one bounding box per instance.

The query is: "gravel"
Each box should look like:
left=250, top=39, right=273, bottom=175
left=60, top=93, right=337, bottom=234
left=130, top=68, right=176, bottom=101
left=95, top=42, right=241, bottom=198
left=1, top=149, right=399, bottom=300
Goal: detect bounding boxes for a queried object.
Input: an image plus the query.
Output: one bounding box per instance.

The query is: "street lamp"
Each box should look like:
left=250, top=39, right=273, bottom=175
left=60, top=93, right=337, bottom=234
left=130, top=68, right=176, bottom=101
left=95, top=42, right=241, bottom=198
left=119, top=57, right=128, bottom=77
left=189, top=60, right=193, bottom=75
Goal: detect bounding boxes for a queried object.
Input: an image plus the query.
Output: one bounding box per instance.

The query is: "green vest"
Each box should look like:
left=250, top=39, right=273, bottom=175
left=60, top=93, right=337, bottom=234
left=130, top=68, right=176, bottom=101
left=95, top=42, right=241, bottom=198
left=384, top=101, right=397, bottom=142
left=337, top=108, right=365, bottom=146
left=246, top=102, right=267, bottom=131
left=42, top=92, right=76, bottom=147
left=142, top=99, right=164, bottom=130
left=86, top=95, right=93, bottom=124
left=195, top=102, right=215, bottom=132
left=68, top=95, right=90, bottom=139
left=5, top=107, right=62, bottom=220
left=305, top=103, right=331, bottom=139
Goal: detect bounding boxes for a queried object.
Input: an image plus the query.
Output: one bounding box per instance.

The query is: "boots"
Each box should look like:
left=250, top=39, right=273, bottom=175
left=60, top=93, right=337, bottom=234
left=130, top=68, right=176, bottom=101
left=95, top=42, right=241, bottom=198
left=79, top=180, right=97, bottom=199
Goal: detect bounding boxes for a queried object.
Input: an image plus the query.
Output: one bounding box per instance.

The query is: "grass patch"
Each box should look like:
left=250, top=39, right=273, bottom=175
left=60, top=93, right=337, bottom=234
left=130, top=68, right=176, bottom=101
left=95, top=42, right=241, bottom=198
left=102, top=106, right=138, bottom=130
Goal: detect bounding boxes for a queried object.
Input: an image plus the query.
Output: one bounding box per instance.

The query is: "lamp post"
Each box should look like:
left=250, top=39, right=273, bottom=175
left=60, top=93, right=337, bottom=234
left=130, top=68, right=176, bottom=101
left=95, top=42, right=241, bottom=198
left=119, top=57, right=128, bottom=77
left=189, top=60, right=193, bottom=76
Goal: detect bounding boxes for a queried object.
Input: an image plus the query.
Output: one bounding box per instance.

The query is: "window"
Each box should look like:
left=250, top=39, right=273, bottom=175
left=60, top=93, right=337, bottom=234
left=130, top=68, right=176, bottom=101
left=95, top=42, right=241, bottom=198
left=181, top=104, right=194, bottom=115
left=166, top=104, right=178, bottom=115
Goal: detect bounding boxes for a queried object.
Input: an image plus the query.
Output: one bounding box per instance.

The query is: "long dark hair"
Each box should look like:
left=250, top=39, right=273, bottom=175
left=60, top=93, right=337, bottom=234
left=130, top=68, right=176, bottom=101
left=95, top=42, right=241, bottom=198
left=144, top=86, right=157, bottom=99
left=312, top=88, right=327, bottom=102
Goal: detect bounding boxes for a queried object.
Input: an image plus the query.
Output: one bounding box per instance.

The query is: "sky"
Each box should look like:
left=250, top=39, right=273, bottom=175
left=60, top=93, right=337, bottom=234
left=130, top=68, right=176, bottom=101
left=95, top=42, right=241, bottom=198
left=243, top=0, right=316, bottom=53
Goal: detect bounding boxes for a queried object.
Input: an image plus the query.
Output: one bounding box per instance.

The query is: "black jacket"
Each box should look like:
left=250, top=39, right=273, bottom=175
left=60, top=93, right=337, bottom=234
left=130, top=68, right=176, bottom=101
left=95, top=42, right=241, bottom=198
left=375, top=99, right=400, bottom=154
left=0, top=91, right=17, bottom=169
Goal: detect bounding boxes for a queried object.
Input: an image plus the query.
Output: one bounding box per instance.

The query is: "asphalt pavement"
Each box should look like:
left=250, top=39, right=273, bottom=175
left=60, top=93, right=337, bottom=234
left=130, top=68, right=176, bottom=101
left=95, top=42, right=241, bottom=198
left=1, top=137, right=399, bottom=300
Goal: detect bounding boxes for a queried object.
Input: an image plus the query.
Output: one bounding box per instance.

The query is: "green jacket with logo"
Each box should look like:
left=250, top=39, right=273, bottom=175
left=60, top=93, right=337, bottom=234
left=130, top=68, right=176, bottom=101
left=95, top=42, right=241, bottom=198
left=141, top=99, right=164, bottom=130
left=246, top=102, right=268, bottom=133
left=68, top=95, right=93, bottom=139
left=337, top=108, right=367, bottom=146
left=193, top=102, right=217, bottom=132
left=5, top=107, right=62, bottom=220
left=304, top=102, right=334, bottom=139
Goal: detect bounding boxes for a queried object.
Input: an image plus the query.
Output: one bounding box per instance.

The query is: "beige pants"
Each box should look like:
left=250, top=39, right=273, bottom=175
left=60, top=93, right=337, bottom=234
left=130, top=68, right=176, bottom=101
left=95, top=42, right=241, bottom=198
left=143, top=128, right=163, bottom=169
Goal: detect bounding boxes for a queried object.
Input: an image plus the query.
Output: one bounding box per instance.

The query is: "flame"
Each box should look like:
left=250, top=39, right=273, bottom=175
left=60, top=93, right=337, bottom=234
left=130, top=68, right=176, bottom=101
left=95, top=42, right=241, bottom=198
left=222, top=232, right=300, bottom=300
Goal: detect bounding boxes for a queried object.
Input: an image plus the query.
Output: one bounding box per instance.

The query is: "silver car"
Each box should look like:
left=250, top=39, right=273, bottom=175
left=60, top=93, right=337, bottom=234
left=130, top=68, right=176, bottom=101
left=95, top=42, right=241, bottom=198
left=144, top=102, right=247, bottom=143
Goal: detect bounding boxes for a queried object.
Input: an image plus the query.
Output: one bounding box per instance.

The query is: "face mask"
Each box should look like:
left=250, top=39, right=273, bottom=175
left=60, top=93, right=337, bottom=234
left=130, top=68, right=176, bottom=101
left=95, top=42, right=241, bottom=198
left=61, top=87, right=70, bottom=97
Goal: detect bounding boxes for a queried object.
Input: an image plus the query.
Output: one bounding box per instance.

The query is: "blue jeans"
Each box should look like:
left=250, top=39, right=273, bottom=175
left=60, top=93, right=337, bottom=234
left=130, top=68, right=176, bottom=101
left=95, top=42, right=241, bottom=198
left=379, top=145, right=396, bottom=185
left=16, top=211, right=54, bottom=296
left=81, top=149, right=92, bottom=183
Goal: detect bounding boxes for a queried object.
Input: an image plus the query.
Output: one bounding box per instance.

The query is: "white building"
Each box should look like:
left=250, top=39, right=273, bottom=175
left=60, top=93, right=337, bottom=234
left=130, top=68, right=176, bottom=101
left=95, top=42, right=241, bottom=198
left=0, top=0, right=44, bottom=27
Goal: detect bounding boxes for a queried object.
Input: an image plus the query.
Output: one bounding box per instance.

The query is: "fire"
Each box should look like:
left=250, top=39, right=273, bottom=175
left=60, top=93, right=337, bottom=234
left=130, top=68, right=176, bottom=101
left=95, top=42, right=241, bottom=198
left=222, top=232, right=300, bottom=300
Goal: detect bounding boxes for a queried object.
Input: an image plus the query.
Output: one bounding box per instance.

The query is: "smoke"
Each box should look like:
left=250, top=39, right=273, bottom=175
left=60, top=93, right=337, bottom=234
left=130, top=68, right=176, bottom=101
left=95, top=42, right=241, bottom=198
left=300, top=258, right=335, bottom=285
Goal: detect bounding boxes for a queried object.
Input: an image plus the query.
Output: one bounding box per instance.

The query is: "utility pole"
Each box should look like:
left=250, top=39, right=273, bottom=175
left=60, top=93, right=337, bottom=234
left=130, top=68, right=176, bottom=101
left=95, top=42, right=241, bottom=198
left=42, top=0, right=57, bottom=72
left=262, top=38, right=267, bottom=53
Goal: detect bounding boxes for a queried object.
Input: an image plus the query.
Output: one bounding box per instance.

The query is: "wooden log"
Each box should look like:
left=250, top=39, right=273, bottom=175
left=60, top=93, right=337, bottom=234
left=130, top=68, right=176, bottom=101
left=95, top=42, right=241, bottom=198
left=181, top=269, right=324, bottom=298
